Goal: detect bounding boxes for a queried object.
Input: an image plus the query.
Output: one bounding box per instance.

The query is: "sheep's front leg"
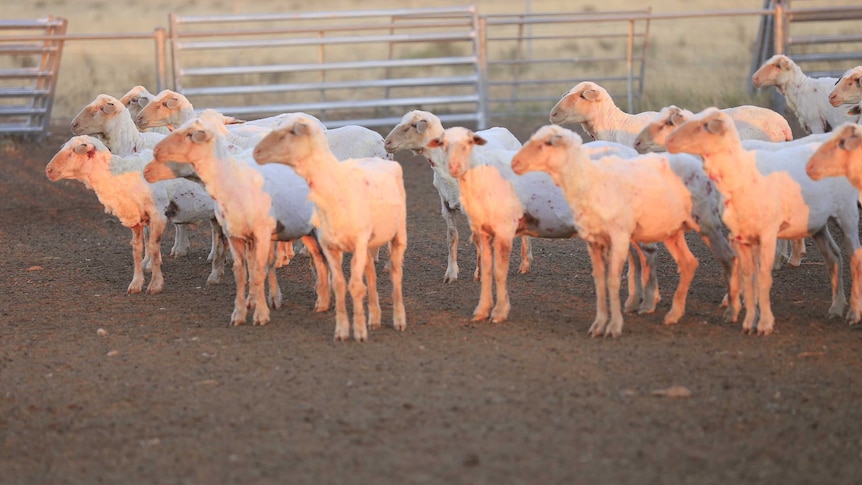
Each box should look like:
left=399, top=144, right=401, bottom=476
left=736, top=243, right=758, bottom=334
left=490, top=236, right=513, bottom=323
left=788, top=238, right=806, bottom=267
left=661, top=231, right=699, bottom=325
left=145, top=218, right=166, bottom=295
left=847, top=248, right=862, bottom=324
left=623, top=245, right=643, bottom=313
left=127, top=224, right=146, bottom=294
left=207, top=218, right=222, bottom=263
left=348, top=245, right=369, bottom=342
left=249, top=236, right=273, bottom=326
left=604, top=238, right=630, bottom=338
left=754, top=236, right=778, bottom=335
left=228, top=237, right=249, bottom=326
left=586, top=242, right=610, bottom=337
left=171, top=223, right=190, bottom=258
left=724, top=242, right=743, bottom=323
left=301, top=234, right=331, bottom=312
left=389, top=228, right=408, bottom=331
left=810, top=228, right=846, bottom=320
left=638, top=243, right=660, bottom=314
left=517, top=236, right=533, bottom=274
left=265, top=241, right=282, bottom=310
left=325, top=249, right=350, bottom=341
left=274, top=241, right=293, bottom=269
left=441, top=196, right=460, bottom=283
left=473, top=233, right=494, bottom=321
left=364, top=248, right=381, bottom=331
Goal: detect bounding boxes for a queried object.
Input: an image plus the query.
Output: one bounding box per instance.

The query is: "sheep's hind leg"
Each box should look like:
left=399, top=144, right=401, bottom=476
left=364, top=248, right=381, bottom=331
left=490, top=236, right=513, bottom=323
left=517, top=235, right=532, bottom=274
left=127, top=225, right=146, bottom=294
left=348, top=246, right=369, bottom=342
left=301, top=234, right=331, bottom=312
left=326, top=249, right=350, bottom=341
left=389, top=229, right=407, bottom=331
left=228, top=237, right=249, bottom=326
left=661, top=231, right=698, bottom=325
left=472, top=234, right=494, bottom=321
left=586, top=242, right=610, bottom=337
left=811, top=228, right=847, bottom=320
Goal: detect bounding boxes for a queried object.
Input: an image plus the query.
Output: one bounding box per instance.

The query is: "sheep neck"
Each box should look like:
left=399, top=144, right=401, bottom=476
left=779, top=72, right=816, bottom=115
left=85, top=156, right=152, bottom=227
left=554, top=145, right=602, bottom=208
left=699, top=144, right=760, bottom=197
left=580, top=103, right=629, bottom=142
left=104, top=114, right=146, bottom=156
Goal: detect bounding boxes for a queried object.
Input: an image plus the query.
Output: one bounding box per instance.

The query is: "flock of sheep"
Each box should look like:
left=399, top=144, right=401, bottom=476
left=43, top=53, right=862, bottom=341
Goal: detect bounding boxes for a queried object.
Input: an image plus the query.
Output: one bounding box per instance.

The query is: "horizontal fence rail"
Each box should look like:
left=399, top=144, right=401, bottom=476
left=0, top=17, right=66, bottom=138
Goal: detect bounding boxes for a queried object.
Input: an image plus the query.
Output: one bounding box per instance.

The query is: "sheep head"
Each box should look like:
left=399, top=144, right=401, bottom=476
left=633, top=105, right=691, bottom=154
left=135, top=89, right=190, bottom=131
left=549, top=81, right=610, bottom=125
left=829, top=67, right=862, bottom=107
left=665, top=107, right=735, bottom=157
left=424, top=127, right=486, bottom=179
left=119, top=85, right=154, bottom=119
left=384, top=110, right=440, bottom=154
left=70, top=94, right=128, bottom=136
left=45, top=135, right=106, bottom=182
left=751, top=54, right=797, bottom=90
left=806, top=123, right=862, bottom=181
left=511, top=124, right=580, bottom=180
left=152, top=118, right=215, bottom=167
left=253, top=114, right=328, bottom=174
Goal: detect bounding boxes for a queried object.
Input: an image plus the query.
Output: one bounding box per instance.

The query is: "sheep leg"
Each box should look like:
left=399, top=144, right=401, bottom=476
left=473, top=231, right=482, bottom=282
left=811, top=228, right=847, bottom=320
left=127, top=224, right=146, bottom=294
left=604, top=238, right=631, bottom=338
left=228, top=237, right=250, bottom=326
left=586, top=242, right=610, bottom=337
left=848, top=248, right=862, bottom=325
left=473, top=233, right=494, bottom=321
left=325, top=249, right=350, bottom=341
left=171, top=223, right=190, bottom=258
left=517, top=235, right=533, bottom=274
left=724, top=244, right=743, bottom=324
left=389, top=228, right=407, bottom=331
left=623, top=245, right=643, bottom=313
left=638, top=243, right=660, bottom=314
left=754, top=236, right=779, bottom=336
left=661, top=231, right=699, bottom=325
left=142, top=226, right=152, bottom=272
left=300, top=234, right=331, bottom=312
left=698, top=229, right=738, bottom=313
left=441, top=196, right=460, bottom=283
left=737, top=243, right=758, bottom=334
left=490, top=236, right=513, bottom=323
left=788, top=238, right=806, bottom=267
left=348, top=245, right=369, bottom=342
left=265, top=241, right=282, bottom=310
left=206, top=220, right=227, bottom=286
left=144, top=217, right=166, bottom=295
left=250, top=235, right=272, bottom=326
left=274, top=241, right=293, bottom=269
left=365, top=248, right=381, bottom=331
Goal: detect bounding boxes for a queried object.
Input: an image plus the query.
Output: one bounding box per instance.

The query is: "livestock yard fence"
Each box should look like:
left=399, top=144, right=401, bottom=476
left=1, top=1, right=860, bottom=138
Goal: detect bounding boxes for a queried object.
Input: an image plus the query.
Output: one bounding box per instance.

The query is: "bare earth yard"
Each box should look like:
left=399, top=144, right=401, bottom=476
left=2, top=126, right=862, bottom=484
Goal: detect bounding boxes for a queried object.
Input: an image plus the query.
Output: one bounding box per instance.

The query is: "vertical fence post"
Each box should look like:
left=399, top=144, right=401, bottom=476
left=476, top=13, right=489, bottom=130
left=626, top=19, right=634, bottom=113
left=154, top=27, right=167, bottom=92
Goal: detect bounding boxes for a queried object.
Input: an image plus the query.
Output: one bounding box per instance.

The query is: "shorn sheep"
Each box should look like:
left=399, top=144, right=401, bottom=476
left=253, top=114, right=408, bottom=342
left=425, top=127, right=579, bottom=323
left=806, top=123, right=862, bottom=197
left=46, top=137, right=166, bottom=294
left=751, top=54, right=855, bottom=134
left=147, top=117, right=332, bottom=326
left=828, top=66, right=862, bottom=118
left=549, top=81, right=657, bottom=146
left=384, top=109, right=531, bottom=283
left=510, top=124, right=700, bottom=338
left=666, top=108, right=862, bottom=335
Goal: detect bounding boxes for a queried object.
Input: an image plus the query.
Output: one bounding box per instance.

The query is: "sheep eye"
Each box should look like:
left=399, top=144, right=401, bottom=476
left=545, top=139, right=553, bottom=146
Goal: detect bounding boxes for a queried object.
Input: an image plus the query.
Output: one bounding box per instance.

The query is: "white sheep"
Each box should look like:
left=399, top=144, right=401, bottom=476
left=252, top=114, right=408, bottom=342
left=510, top=124, right=701, bottom=338
left=70, top=94, right=225, bottom=268
left=828, top=66, right=862, bottom=119
left=46, top=137, right=167, bottom=294
left=666, top=108, right=862, bottom=334
left=384, top=109, right=530, bottom=283
left=633, top=104, right=792, bottom=154
left=549, top=81, right=657, bottom=146
left=751, top=54, right=856, bottom=134
left=146, top=117, right=332, bottom=327
left=424, top=127, right=579, bottom=323
left=118, top=85, right=171, bottom=135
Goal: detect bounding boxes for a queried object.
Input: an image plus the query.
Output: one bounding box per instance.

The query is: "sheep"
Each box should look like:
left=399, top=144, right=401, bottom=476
left=509, top=124, right=700, bottom=338
left=806, top=123, right=862, bottom=196
left=118, top=85, right=171, bottom=135
left=146, top=117, right=332, bottom=327
left=665, top=108, right=862, bottom=334
left=632, top=105, right=791, bottom=154
left=383, top=109, right=531, bottom=283
left=423, top=127, right=581, bottom=323
left=252, top=114, right=407, bottom=342
left=548, top=81, right=658, bottom=146
left=70, top=94, right=225, bottom=266
left=828, top=66, right=862, bottom=119
left=751, top=54, right=856, bottom=134
left=46, top=137, right=168, bottom=294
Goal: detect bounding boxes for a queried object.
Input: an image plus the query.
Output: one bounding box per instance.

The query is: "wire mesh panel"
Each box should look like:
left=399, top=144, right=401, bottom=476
left=0, top=16, right=66, bottom=139
left=168, top=6, right=487, bottom=129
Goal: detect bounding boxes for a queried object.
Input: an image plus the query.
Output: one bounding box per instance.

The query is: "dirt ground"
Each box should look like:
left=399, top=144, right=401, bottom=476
left=2, top=124, right=862, bottom=485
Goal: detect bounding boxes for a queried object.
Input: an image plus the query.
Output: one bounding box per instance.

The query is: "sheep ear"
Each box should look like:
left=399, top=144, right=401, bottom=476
left=191, top=129, right=212, bottom=143
left=705, top=118, right=725, bottom=135
left=165, top=97, right=180, bottom=110
left=138, top=97, right=150, bottom=107
left=473, top=134, right=487, bottom=146
left=847, top=105, right=862, bottom=116
left=778, top=57, right=790, bottom=70
left=223, top=116, right=245, bottom=125
left=581, top=89, right=599, bottom=101
left=291, top=122, right=310, bottom=137
left=669, top=112, right=685, bottom=126
left=842, top=135, right=862, bottom=151
left=103, top=102, right=118, bottom=115
left=415, top=120, right=427, bottom=134
left=426, top=137, right=443, bottom=149
left=73, top=143, right=90, bottom=154
left=546, top=135, right=563, bottom=147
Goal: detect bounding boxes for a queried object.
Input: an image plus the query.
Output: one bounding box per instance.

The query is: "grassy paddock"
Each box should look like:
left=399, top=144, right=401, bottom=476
left=10, top=0, right=862, bottom=123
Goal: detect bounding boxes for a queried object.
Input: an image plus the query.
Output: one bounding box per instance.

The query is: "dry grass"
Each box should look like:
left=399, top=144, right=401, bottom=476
left=10, top=0, right=862, bottom=121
